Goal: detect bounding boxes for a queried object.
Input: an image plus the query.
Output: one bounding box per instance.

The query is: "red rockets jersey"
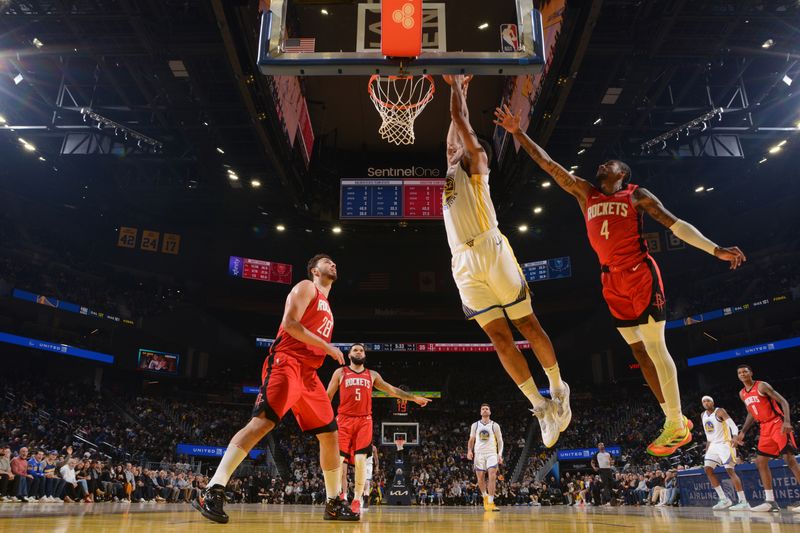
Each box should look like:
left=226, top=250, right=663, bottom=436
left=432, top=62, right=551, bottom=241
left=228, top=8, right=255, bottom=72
left=740, top=381, right=784, bottom=424
left=338, top=366, right=373, bottom=417
left=585, top=184, right=648, bottom=269
left=270, top=286, right=333, bottom=369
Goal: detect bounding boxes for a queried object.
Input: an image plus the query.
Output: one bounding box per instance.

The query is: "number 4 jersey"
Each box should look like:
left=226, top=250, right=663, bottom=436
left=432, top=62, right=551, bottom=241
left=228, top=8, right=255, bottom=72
left=585, top=183, right=648, bottom=271
left=270, top=286, right=333, bottom=369
left=585, top=183, right=666, bottom=326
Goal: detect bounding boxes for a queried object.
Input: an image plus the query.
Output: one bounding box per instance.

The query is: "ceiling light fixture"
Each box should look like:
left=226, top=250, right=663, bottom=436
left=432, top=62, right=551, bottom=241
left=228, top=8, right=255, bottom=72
left=593, top=117, right=602, bottom=125
left=0, top=115, right=6, bottom=124
left=478, top=22, right=489, bottom=30
left=23, top=143, right=36, bottom=152
left=332, top=226, right=342, bottom=234
left=216, top=147, right=225, bottom=154
left=518, top=225, right=528, bottom=232
left=250, top=179, right=262, bottom=188
left=761, top=39, right=775, bottom=49
left=533, top=206, right=543, bottom=214
left=783, top=75, right=793, bottom=86
left=768, top=145, right=782, bottom=154
left=577, top=149, right=586, bottom=155
left=276, top=224, right=286, bottom=232
left=320, top=8, right=329, bottom=15
left=32, top=38, right=44, bottom=48
left=541, top=181, right=551, bottom=188
left=228, top=174, right=239, bottom=181
left=758, top=158, right=767, bottom=164
left=695, top=186, right=705, bottom=193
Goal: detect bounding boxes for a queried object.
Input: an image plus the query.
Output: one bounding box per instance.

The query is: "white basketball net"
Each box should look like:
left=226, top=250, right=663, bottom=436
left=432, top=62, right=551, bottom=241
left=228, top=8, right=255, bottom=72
left=368, top=75, right=435, bottom=145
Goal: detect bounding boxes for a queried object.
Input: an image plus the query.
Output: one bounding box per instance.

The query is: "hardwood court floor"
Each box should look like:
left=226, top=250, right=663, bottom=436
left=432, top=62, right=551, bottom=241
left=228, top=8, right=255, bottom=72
left=1, top=502, right=800, bottom=533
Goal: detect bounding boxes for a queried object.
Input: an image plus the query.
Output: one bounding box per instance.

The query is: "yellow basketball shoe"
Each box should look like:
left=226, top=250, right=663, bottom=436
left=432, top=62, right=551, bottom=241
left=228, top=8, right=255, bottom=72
left=482, top=494, right=489, bottom=510
left=646, top=418, right=692, bottom=457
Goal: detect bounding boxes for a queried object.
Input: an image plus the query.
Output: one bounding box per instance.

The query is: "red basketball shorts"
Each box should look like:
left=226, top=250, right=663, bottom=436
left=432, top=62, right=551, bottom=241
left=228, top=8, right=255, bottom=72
left=601, top=256, right=666, bottom=327
left=252, top=352, right=336, bottom=434
left=337, top=414, right=373, bottom=464
left=757, top=418, right=797, bottom=458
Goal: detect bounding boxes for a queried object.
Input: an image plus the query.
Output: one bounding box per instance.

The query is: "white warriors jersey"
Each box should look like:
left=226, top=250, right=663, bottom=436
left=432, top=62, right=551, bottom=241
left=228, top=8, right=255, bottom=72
left=472, top=420, right=499, bottom=455
left=442, top=163, right=499, bottom=252
left=702, top=409, right=733, bottom=445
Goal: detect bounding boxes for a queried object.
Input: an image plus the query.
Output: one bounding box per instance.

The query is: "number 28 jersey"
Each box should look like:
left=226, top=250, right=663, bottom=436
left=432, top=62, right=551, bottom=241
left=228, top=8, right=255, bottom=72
left=584, top=183, right=648, bottom=270
left=270, top=286, right=333, bottom=369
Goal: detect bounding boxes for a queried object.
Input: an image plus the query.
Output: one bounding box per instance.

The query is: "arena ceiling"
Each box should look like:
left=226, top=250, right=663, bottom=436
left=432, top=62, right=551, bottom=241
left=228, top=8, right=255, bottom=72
left=0, top=0, right=798, bottom=237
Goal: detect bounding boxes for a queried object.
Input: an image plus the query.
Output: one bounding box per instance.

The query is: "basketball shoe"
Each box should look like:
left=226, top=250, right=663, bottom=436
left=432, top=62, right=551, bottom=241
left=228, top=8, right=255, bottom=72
left=324, top=496, right=360, bottom=521
left=712, top=497, right=732, bottom=510
left=646, top=418, right=692, bottom=457
left=750, top=501, right=780, bottom=512
left=729, top=501, right=750, bottom=511
left=531, top=401, right=559, bottom=448
left=192, top=485, right=229, bottom=524
left=550, top=381, right=572, bottom=433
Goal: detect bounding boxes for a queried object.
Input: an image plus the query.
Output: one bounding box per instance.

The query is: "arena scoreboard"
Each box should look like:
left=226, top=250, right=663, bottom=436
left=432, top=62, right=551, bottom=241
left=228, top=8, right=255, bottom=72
left=340, top=179, right=444, bottom=219
left=521, top=256, right=571, bottom=282
left=228, top=256, right=292, bottom=284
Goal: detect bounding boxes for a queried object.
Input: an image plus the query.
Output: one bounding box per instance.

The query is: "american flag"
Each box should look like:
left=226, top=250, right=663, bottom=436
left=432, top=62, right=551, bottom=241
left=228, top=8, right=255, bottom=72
left=284, top=38, right=316, bottom=53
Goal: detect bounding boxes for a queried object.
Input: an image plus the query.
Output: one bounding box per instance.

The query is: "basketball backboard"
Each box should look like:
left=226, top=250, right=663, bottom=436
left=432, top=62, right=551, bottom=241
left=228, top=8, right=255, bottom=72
left=257, top=0, right=545, bottom=76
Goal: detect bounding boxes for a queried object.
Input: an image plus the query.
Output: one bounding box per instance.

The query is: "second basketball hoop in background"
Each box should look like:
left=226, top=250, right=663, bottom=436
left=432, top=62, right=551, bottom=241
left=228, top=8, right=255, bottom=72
left=368, top=75, right=435, bottom=145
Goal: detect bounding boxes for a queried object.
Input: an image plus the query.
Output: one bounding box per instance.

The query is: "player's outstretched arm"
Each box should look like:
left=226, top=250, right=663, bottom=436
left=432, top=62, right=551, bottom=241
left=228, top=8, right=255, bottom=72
left=442, top=75, right=488, bottom=176
left=326, top=367, right=343, bottom=401
left=281, top=280, right=344, bottom=364
left=632, top=187, right=746, bottom=270
left=371, top=371, right=431, bottom=407
left=493, top=104, right=591, bottom=202
left=759, top=381, right=794, bottom=433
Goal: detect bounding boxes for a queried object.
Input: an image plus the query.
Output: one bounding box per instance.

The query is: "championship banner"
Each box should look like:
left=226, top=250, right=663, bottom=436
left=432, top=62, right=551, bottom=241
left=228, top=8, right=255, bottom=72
left=140, top=230, right=160, bottom=252
left=678, top=462, right=800, bottom=507
left=161, top=233, right=181, bottom=255
left=117, top=226, right=137, bottom=248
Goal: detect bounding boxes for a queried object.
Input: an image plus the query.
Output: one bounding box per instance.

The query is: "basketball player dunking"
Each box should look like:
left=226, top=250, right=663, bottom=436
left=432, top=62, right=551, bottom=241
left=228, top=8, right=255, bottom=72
left=734, top=364, right=800, bottom=512
left=327, top=343, right=430, bottom=515
left=699, top=395, right=749, bottom=510
left=193, top=254, right=358, bottom=523
left=467, top=404, right=503, bottom=512
left=494, top=104, right=746, bottom=456
left=442, top=75, right=569, bottom=449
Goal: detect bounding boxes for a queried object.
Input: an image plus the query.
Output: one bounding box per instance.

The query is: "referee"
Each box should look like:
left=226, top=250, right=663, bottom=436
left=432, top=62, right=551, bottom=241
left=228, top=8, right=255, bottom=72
left=591, top=442, right=614, bottom=505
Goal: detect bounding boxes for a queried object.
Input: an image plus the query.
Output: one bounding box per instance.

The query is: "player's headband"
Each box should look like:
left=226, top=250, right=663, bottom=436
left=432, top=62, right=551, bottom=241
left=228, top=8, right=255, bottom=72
left=701, top=395, right=713, bottom=403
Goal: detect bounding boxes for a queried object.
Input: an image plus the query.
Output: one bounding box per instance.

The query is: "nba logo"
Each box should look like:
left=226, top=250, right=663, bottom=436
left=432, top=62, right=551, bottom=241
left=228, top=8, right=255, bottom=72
left=500, top=24, right=519, bottom=52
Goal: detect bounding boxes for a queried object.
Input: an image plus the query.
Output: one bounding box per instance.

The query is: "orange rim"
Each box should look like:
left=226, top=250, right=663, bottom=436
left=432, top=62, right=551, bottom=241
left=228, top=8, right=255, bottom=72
left=368, top=74, right=435, bottom=111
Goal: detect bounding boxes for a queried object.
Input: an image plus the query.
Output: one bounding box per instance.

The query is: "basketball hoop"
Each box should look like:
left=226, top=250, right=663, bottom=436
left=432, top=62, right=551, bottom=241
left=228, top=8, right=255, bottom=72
left=368, top=74, right=435, bottom=145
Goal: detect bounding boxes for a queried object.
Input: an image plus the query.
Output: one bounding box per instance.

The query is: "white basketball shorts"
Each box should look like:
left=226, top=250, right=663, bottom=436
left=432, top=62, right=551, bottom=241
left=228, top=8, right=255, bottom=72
left=474, top=452, right=499, bottom=472
left=451, top=228, right=532, bottom=327
left=704, top=442, right=735, bottom=468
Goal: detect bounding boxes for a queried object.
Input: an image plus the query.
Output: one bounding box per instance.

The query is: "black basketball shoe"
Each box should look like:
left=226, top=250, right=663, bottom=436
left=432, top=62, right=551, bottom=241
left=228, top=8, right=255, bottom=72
left=192, top=485, right=229, bottom=524
left=324, top=496, right=360, bottom=521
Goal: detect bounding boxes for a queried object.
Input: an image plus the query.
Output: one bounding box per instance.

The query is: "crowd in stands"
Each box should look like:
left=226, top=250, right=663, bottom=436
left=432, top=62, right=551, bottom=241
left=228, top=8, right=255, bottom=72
left=1, top=367, right=798, bottom=507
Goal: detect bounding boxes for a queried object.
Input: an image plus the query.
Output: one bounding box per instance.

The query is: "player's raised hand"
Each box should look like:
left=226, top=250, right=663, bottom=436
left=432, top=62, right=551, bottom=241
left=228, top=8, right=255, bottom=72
left=714, top=246, right=746, bottom=270
left=326, top=344, right=344, bottom=365
left=493, top=104, right=521, bottom=134
left=412, top=396, right=431, bottom=407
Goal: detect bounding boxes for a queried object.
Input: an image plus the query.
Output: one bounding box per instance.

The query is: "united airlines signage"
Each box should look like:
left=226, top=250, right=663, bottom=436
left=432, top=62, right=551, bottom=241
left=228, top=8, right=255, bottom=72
left=557, top=446, right=621, bottom=461
left=176, top=443, right=268, bottom=460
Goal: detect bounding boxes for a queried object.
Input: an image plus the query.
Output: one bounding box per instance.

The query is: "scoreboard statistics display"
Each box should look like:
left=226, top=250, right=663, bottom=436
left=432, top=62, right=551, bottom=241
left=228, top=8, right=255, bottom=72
left=340, top=179, right=445, bottom=219
left=229, top=256, right=292, bottom=284
left=521, top=256, right=572, bottom=282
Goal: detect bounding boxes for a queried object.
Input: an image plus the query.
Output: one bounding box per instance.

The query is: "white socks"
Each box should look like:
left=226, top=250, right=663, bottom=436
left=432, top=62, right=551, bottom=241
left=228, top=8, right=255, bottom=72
left=519, top=377, right=546, bottom=409
left=659, top=402, right=668, bottom=417
left=208, top=444, right=248, bottom=488
left=714, top=486, right=725, bottom=499
left=488, top=495, right=494, bottom=503
left=354, top=454, right=367, bottom=503
left=323, top=467, right=342, bottom=500
left=765, top=489, right=774, bottom=502
left=737, top=491, right=746, bottom=503
left=543, top=363, right=563, bottom=393
left=640, top=319, right=682, bottom=425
